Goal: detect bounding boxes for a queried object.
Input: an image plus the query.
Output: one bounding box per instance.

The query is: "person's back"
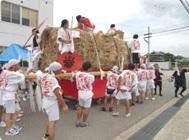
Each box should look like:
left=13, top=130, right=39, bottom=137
left=120, top=70, right=136, bottom=90
left=106, top=70, right=119, bottom=89
left=138, top=68, right=148, bottom=82
left=76, top=71, right=94, bottom=92
left=131, top=39, right=140, bottom=54
left=75, top=62, right=94, bottom=127
left=40, top=73, right=59, bottom=109
left=76, top=15, right=95, bottom=31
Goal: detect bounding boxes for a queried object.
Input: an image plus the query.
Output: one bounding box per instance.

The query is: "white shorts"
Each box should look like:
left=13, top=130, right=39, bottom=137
left=78, top=91, right=93, bottom=108
left=115, top=91, right=132, bottom=100
left=138, top=81, right=147, bottom=92
left=147, top=80, right=155, bottom=89
left=45, top=103, right=59, bottom=121
left=131, top=85, right=140, bottom=96
left=4, top=100, right=16, bottom=114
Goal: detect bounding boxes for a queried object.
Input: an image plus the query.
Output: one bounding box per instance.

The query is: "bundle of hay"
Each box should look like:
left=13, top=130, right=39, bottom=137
left=40, top=27, right=130, bottom=71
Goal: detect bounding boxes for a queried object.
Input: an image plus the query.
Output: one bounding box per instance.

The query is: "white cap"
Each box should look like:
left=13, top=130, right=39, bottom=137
left=4, top=59, right=20, bottom=70
left=46, top=61, right=62, bottom=73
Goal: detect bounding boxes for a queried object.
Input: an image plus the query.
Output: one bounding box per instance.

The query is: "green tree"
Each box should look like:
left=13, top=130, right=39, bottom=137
left=163, top=53, right=175, bottom=62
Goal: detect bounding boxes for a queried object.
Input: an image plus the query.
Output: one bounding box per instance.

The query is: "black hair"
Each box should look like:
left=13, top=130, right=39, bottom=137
left=32, top=28, right=39, bottom=33
left=133, top=34, right=139, bottom=39
left=0, top=67, right=2, bottom=74
left=128, top=63, right=135, bottom=70
left=61, top=19, right=69, bottom=27
left=110, top=24, right=115, bottom=28
left=82, top=61, right=92, bottom=71
left=76, top=15, right=82, bottom=22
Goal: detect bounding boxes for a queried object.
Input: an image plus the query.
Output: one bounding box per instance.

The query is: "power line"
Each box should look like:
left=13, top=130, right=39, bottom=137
left=152, top=25, right=189, bottom=35
left=179, top=0, right=189, bottom=14
left=124, top=25, right=189, bottom=40
left=151, top=28, right=189, bottom=38
left=185, top=0, right=189, bottom=7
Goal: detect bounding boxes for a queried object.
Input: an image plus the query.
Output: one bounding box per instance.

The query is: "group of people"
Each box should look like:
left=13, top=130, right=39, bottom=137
left=57, top=15, right=95, bottom=54
left=101, top=63, right=164, bottom=117
left=0, top=57, right=164, bottom=140
left=0, top=60, right=26, bottom=136
left=0, top=15, right=188, bottom=140
left=0, top=58, right=95, bottom=140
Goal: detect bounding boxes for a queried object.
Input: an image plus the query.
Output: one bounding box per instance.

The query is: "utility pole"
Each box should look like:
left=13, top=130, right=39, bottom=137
left=144, top=26, right=152, bottom=62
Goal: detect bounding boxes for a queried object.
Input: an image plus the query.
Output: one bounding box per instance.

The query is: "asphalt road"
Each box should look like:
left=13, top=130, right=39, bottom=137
left=0, top=71, right=188, bottom=140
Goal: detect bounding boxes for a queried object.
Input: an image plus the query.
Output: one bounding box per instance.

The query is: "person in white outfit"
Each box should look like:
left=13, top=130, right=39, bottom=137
left=137, top=64, right=148, bottom=104
left=39, top=62, right=68, bottom=140
left=101, top=66, right=119, bottom=112
left=75, top=62, right=95, bottom=127
left=1, top=59, right=25, bottom=136
left=146, top=65, right=156, bottom=100
left=57, top=19, right=74, bottom=54
left=131, top=68, right=139, bottom=105
left=113, top=64, right=137, bottom=117
left=130, top=34, right=140, bottom=66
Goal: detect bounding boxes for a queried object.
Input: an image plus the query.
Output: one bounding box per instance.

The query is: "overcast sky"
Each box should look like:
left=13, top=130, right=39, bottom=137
left=53, top=0, right=189, bottom=57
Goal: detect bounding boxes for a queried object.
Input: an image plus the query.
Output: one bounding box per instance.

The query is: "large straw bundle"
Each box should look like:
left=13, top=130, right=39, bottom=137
left=40, top=27, right=130, bottom=71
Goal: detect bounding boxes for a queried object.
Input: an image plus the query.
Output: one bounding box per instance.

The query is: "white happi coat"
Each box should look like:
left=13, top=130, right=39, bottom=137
left=57, top=28, right=74, bottom=54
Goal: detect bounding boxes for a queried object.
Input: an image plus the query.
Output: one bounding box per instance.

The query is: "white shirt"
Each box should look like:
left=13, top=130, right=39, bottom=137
left=106, top=71, right=119, bottom=89
left=119, top=70, right=137, bottom=91
left=107, top=28, right=116, bottom=35
left=130, top=39, right=140, bottom=53
left=137, top=69, right=148, bottom=81
left=147, top=69, right=155, bottom=80
left=40, top=73, right=61, bottom=109
left=57, top=27, right=74, bottom=53
left=0, top=70, right=25, bottom=101
left=76, top=71, right=95, bottom=91
left=140, top=57, right=148, bottom=65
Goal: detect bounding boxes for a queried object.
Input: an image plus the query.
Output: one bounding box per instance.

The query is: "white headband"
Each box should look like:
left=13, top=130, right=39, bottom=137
left=46, top=61, right=62, bottom=74
left=5, top=59, right=20, bottom=70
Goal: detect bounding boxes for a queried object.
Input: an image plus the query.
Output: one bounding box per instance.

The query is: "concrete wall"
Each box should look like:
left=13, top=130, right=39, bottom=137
left=150, top=61, right=171, bottom=70
left=0, top=0, right=53, bottom=48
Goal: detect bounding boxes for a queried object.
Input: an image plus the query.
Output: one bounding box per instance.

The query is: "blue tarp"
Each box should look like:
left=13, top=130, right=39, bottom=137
left=0, top=43, right=30, bottom=63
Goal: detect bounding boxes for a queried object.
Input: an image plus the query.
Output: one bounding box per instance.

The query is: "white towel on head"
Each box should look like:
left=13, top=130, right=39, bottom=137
left=5, top=59, right=20, bottom=70
left=46, top=61, right=62, bottom=74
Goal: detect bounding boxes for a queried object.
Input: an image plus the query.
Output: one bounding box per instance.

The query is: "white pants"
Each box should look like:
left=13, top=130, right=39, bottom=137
left=59, top=43, right=74, bottom=54
left=4, top=100, right=16, bottom=114
left=78, top=91, right=93, bottom=108
left=44, top=103, right=59, bottom=121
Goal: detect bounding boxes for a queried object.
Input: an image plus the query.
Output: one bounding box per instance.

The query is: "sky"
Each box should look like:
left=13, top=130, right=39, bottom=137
left=53, top=0, right=189, bottom=57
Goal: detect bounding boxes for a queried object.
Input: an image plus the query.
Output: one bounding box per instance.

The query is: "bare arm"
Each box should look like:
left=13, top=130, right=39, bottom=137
left=54, top=88, right=68, bottom=111
left=58, top=38, right=71, bottom=44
